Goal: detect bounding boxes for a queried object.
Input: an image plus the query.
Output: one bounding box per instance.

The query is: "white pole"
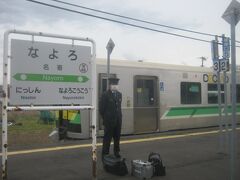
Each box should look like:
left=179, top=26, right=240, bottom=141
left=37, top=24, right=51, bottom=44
left=2, top=30, right=10, bottom=180
left=6, top=106, right=93, bottom=111
left=90, top=40, right=97, bottom=180
left=215, top=35, right=224, bottom=153
left=230, top=13, right=237, bottom=180
left=223, top=71, right=229, bottom=147
left=221, top=35, right=230, bottom=155
left=106, top=38, right=115, bottom=90
left=222, top=1, right=240, bottom=179
left=107, top=50, right=110, bottom=90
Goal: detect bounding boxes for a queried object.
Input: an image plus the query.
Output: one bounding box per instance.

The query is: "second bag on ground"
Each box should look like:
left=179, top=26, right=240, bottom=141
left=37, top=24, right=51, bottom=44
left=131, top=160, right=153, bottom=179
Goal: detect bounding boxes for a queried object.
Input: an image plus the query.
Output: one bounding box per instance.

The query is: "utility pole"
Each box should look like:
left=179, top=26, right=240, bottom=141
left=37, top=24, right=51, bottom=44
left=198, top=56, right=207, bottom=67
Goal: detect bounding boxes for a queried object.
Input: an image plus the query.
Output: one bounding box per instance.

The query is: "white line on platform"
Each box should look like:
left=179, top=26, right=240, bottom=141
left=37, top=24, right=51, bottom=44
left=1, top=128, right=239, bottom=156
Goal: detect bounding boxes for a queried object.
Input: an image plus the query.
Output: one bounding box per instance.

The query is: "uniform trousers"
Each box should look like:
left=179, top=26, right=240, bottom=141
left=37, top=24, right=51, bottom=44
left=102, top=121, right=121, bottom=155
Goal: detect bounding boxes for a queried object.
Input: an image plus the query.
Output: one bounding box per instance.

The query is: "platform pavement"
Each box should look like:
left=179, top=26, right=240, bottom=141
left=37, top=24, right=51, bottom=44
left=4, top=128, right=240, bottom=180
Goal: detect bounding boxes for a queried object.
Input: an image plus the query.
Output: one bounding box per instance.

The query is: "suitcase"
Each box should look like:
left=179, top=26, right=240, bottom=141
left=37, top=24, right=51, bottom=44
left=131, top=160, right=153, bottom=179
left=102, top=154, right=128, bottom=176
left=148, top=152, right=166, bottom=176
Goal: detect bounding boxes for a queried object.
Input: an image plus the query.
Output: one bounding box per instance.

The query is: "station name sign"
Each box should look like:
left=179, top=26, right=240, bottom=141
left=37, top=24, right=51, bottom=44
left=10, top=39, right=92, bottom=105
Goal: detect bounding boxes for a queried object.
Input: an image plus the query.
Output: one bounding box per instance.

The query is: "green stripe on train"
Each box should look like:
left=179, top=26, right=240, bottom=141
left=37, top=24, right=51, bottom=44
left=70, top=113, right=81, bottom=124
left=165, top=105, right=240, bottom=118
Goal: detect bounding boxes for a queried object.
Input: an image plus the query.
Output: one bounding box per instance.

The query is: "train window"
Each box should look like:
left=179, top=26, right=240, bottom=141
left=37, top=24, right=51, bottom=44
left=229, top=84, right=240, bottom=103
left=181, top=82, right=201, bottom=104
left=136, top=79, right=155, bottom=106
left=208, top=84, right=224, bottom=104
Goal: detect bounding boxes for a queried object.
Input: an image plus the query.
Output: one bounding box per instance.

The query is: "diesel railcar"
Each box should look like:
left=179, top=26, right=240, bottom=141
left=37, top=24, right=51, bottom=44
left=67, top=59, right=240, bottom=139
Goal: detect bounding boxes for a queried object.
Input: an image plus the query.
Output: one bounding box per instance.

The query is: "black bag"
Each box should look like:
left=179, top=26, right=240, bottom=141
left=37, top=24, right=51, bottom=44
left=148, top=152, right=166, bottom=176
left=102, top=154, right=128, bottom=176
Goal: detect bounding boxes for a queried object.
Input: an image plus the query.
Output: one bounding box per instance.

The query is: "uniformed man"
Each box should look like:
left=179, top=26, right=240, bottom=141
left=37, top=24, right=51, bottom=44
left=100, top=77, right=122, bottom=158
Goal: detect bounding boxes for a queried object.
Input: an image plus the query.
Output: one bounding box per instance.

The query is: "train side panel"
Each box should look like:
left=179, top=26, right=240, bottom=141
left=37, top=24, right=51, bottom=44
left=94, top=60, right=240, bottom=136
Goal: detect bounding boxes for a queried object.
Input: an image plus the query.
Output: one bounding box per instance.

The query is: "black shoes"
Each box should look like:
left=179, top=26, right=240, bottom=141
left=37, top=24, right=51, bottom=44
left=102, top=152, right=121, bottom=158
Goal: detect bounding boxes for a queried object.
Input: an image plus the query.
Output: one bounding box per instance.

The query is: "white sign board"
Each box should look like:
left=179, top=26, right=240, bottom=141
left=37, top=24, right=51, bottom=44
left=211, top=40, right=219, bottom=61
left=10, top=39, right=92, bottom=105
left=222, top=0, right=240, bottom=25
left=222, top=37, right=230, bottom=59
left=213, top=59, right=229, bottom=72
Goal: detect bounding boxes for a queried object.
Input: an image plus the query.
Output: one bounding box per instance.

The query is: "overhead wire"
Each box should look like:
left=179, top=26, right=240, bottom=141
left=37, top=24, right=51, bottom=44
left=50, top=0, right=218, bottom=38
left=50, top=0, right=240, bottom=44
left=27, top=0, right=240, bottom=48
left=26, top=0, right=211, bottom=43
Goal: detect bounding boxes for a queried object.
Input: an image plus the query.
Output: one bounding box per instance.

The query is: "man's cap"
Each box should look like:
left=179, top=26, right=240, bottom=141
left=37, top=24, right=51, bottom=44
left=108, top=77, right=119, bottom=85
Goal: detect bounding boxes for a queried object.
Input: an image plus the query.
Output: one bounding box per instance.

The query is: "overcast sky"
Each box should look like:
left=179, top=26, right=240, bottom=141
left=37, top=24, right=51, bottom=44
left=0, top=0, right=240, bottom=84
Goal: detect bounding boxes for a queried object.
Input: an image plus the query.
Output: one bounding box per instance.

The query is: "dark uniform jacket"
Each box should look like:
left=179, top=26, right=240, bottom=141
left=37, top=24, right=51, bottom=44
left=99, top=90, right=122, bottom=128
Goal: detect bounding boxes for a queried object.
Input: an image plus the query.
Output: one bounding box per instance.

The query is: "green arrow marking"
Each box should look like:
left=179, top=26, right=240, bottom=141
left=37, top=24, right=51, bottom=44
left=13, top=73, right=89, bottom=83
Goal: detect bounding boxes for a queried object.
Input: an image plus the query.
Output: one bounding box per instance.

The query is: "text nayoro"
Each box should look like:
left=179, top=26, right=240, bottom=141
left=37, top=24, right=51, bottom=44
left=42, top=75, right=64, bottom=82
left=13, top=73, right=89, bottom=83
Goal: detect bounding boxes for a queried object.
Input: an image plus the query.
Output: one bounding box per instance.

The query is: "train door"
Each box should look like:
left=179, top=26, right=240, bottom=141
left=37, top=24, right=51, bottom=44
left=98, top=73, right=117, bottom=130
left=134, top=76, right=159, bottom=133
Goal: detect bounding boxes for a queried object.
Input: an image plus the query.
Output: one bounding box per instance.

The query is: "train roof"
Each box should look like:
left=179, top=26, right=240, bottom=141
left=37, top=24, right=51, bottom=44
left=96, top=58, right=213, bottom=73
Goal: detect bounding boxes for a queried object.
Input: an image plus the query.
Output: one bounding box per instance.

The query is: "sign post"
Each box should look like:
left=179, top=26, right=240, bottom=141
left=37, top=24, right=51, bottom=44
left=211, top=37, right=224, bottom=153
left=222, top=1, right=240, bottom=179
left=221, top=34, right=230, bottom=155
left=106, top=38, right=115, bottom=90
left=1, top=30, right=97, bottom=180
left=2, top=29, right=9, bottom=180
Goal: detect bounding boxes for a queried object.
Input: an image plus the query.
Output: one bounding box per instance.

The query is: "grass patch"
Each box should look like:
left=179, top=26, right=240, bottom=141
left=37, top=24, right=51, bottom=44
left=1, top=111, right=57, bottom=148
left=8, top=112, right=55, bottom=134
